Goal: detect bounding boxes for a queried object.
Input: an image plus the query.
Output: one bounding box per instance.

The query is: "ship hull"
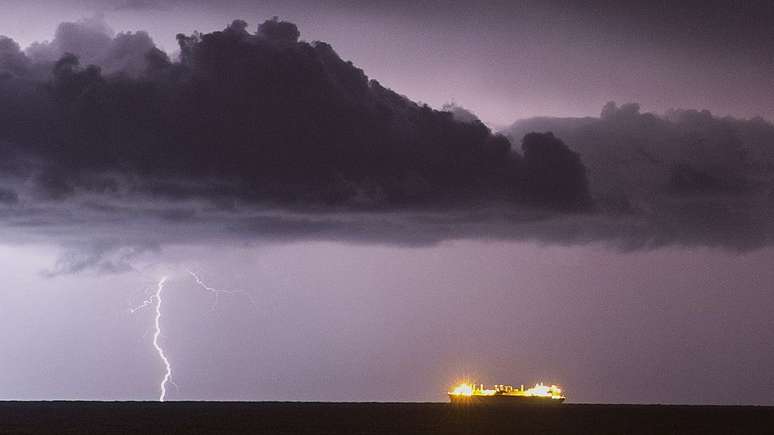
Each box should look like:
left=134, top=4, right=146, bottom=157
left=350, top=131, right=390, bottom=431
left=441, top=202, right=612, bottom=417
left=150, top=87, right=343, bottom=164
left=449, top=394, right=565, bottom=406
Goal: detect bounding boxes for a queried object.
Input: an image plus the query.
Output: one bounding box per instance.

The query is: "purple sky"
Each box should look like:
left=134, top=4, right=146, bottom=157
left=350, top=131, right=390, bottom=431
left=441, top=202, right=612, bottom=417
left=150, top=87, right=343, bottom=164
left=2, top=241, right=773, bottom=403
left=0, top=1, right=773, bottom=404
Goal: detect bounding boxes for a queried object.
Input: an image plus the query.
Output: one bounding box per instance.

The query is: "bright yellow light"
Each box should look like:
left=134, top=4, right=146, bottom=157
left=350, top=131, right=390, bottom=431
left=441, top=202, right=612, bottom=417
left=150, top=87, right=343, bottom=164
left=525, top=383, right=564, bottom=399
left=449, top=381, right=565, bottom=400
left=449, top=383, right=474, bottom=396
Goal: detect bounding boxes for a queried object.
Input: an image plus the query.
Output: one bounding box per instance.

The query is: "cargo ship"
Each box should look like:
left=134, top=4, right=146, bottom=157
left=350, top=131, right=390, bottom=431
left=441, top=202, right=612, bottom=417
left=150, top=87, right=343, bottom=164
left=448, top=382, right=565, bottom=405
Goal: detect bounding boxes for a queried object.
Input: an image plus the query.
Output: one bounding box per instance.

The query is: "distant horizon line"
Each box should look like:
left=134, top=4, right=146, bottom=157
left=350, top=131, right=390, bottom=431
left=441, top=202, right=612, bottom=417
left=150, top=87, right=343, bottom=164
left=1, top=400, right=772, bottom=407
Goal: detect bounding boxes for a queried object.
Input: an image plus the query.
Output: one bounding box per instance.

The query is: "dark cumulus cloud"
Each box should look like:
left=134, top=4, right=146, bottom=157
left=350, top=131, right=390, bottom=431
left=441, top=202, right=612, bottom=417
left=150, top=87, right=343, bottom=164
left=0, top=16, right=773, bottom=274
left=504, top=102, right=774, bottom=250
left=1, top=17, right=587, bottom=211
left=25, top=16, right=157, bottom=77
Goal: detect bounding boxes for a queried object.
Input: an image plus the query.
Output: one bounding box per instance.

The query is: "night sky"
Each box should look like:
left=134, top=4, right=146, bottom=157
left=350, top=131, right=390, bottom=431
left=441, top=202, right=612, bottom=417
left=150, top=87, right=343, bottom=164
left=0, top=0, right=773, bottom=404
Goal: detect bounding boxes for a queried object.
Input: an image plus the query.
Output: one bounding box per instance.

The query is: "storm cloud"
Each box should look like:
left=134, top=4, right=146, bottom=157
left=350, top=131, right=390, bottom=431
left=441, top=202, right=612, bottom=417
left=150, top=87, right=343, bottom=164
left=0, top=17, right=773, bottom=273
left=1, top=17, right=590, bottom=209
left=504, top=102, right=774, bottom=250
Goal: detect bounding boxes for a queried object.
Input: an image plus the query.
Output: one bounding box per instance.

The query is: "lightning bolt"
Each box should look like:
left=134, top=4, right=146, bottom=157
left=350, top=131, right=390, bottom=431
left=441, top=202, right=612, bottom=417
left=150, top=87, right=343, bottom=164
left=129, top=276, right=174, bottom=401
left=129, top=294, right=153, bottom=314
left=187, top=269, right=257, bottom=311
left=152, top=276, right=172, bottom=402
left=129, top=270, right=255, bottom=402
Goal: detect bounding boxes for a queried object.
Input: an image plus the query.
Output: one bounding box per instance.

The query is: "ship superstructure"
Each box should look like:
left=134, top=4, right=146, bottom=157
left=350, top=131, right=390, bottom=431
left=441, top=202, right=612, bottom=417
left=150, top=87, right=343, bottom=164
left=448, top=382, right=565, bottom=405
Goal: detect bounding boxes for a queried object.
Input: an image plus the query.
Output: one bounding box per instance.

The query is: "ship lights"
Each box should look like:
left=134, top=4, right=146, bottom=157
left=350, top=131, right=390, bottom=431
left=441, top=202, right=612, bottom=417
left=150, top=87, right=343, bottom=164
left=524, top=382, right=563, bottom=399
left=450, top=383, right=474, bottom=396
left=449, top=381, right=565, bottom=400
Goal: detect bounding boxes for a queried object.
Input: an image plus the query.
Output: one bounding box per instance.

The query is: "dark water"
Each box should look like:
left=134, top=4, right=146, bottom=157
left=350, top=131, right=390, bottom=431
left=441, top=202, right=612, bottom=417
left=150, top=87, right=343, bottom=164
left=1, top=402, right=773, bottom=434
